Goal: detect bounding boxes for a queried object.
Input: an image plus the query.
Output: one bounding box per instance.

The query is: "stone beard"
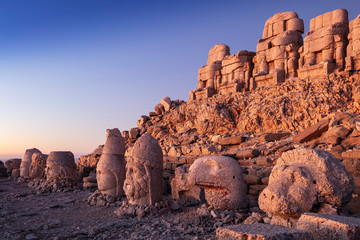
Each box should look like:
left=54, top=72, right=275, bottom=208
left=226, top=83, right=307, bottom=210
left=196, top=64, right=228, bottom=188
left=123, top=157, right=150, bottom=204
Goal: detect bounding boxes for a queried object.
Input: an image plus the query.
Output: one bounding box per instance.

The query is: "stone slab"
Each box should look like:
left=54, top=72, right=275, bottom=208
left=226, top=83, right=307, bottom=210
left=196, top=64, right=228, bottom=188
left=216, top=223, right=313, bottom=240
left=293, top=119, right=329, bottom=143
left=296, top=213, right=360, bottom=240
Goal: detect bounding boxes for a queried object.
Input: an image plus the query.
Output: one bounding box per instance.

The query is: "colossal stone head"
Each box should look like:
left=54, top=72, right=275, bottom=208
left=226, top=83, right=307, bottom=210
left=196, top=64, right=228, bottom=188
left=96, top=128, right=125, bottom=197
left=20, top=148, right=42, bottom=178
left=188, top=156, right=247, bottom=210
left=123, top=133, right=163, bottom=205
left=259, top=148, right=354, bottom=218
left=46, top=151, right=78, bottom=183
left=207, top=44, right=230, bottom=65
left=29, top=152, right=48, bottom=180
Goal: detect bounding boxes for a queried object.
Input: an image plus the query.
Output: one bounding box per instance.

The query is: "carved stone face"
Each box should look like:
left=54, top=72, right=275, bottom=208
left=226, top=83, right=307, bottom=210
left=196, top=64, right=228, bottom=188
left=96, top=128, right=125, bottom=197
left=123, top=157, right=150, bottom=205
left=259, top=148, right=354, bottom=218
left=123, top=133, right=163, bottom=206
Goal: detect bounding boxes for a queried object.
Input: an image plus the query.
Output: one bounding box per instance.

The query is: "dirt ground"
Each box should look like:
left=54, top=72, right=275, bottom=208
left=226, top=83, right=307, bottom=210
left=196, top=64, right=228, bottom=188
left=0, top=178, right=218, bottom=240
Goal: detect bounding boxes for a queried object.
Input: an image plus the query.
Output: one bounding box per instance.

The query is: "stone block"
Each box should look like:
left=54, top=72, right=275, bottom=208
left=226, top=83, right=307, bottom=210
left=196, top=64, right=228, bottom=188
left=293, top=119, right=329, bottom=143
left=296, top=213, right=360, bottom=240
left=216, top=223, right=313, bottom=240
left=236, top=148, right=260, bottom=159
left=218, top=136, right=246, bottom=145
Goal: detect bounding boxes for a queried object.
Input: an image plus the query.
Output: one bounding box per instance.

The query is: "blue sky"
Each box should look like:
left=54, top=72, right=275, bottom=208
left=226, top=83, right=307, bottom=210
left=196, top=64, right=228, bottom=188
left=0, top=0, right=359, bottom=159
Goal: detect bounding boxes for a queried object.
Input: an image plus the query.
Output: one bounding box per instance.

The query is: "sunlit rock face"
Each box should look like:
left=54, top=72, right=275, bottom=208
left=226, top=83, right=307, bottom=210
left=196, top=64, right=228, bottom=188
left=20, top=148, right=42, bottom=178
left=299, top=9, right=349, bottom=78
left=253, top=11, right=304, bottom=86
left=123, top=133, right=163, bottom=205
left=46, top=151, right=78, bottom=182
left=188, top=156, right=247, bottom=210
left=259, top=148, right=354, bottom=222
left=29, top=152, right=48, bottom=180
left=96, top=128, right=125, bottom=197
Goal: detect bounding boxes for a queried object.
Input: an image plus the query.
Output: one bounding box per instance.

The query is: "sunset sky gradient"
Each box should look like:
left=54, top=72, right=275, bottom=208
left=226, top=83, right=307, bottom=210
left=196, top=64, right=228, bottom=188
left=1, top=0, right=359, bottom=160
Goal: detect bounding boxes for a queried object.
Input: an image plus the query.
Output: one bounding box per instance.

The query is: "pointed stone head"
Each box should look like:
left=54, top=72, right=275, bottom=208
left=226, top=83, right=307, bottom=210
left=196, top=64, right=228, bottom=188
left=96, top=128, right=126, bottom=197
left=20, top=148, right=42, bottom=178
left=123, top=133, right=163, bottom=205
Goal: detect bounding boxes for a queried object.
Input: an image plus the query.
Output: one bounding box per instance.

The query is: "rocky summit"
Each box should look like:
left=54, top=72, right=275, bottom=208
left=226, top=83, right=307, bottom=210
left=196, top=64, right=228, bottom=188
left=2, top=8, right=360, bottom=240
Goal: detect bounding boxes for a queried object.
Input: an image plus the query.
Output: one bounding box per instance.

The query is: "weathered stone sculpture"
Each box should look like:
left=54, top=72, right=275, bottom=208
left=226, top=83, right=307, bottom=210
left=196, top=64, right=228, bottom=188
left=123, top=133, right=163, bottom=205
left=253, top=11, right=304, bottom=88
left=188, top=156, right=247, bottom=210
left=299, top=9, right=349, bottom=78
left=96, top=128, right=126, bottom=197
left=4, top=158, right=21, bottom=177
left=171, top=166, right=203, bottom=202
left=220, top=50, right=255, bottom=93
left=20, top=148, right=42, bottom=178
left=259, top=148, right=354, bottom=226
left=346, top=14, right=360, bottom=72
left=46, top=151, right=78, bottom=183
left=189, top=44, right=230, bottom=100
left=29, top=153, right=48, bottom=180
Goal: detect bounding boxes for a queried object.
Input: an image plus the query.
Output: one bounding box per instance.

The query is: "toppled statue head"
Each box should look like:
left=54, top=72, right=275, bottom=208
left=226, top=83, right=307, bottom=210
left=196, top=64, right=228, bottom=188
left=96, top=128, right=125, bottom=197
left=123, top=133, right=163, bottom=205
left=188, top=156, right=247, bottom=210
left=259, top=148, right=354, bottom=219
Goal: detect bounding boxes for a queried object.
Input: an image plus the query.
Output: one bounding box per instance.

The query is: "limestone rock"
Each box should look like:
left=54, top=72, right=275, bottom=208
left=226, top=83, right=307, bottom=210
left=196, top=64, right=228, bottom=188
left=29, top=153, right=48, bottom=180
left=123, top=133, right=163, bottom=205
left=96, top=128, right=126, bottom=197
left=188, top=156, right=247, bottom=210
left=160, top=96, right=171, bottom=112
left=20, top=148, right=42, bottom=178
left=259, top=148, right=354, bottom=219
left=216, top=223, right=313, bottom=240
left=293, top=119, right=329, bottom=143
left=296, top=213, right=360, bottom=240
left=46, top=151, right=78, bottom=182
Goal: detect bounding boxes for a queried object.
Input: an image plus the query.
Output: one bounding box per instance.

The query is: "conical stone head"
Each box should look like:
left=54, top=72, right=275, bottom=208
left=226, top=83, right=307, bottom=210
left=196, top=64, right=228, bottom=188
left=124, top=133, right=163, bottom=205
left=20, top=148, right=42, bottom=178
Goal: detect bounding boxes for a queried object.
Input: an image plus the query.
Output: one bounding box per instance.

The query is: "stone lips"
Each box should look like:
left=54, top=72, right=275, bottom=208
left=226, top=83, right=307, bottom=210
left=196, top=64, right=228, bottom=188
left=20, top=148, right=42, bottom=178
left=46, top=151, right=77, bottom=182
left=259, top=148, right=354, bottom=218
left=96, top=128, right=126, bottom=197
left=188, top=155, right=247, bottom=210
left=123, top=133, right=163, bottom=205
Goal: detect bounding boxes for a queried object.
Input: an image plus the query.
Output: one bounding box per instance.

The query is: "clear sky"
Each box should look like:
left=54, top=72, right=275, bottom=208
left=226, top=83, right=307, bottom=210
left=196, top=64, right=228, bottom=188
left=0, top=0, right=359, bottom=160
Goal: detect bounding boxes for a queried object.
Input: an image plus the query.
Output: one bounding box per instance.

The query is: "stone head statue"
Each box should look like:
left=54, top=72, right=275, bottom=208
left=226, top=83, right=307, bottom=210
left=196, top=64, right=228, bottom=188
left=29, top=152, right=48, bottom=180
left=188, top=156, right=247, bottom=210
left=46, top=151, right=77, bottom=183
left=123, top=133, right=163, bottom=205
left=96, top=128, right=126, bottom=197
left=20, top=148, right=42, bottom=178
left=259, top=148, right=354, bottom=218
